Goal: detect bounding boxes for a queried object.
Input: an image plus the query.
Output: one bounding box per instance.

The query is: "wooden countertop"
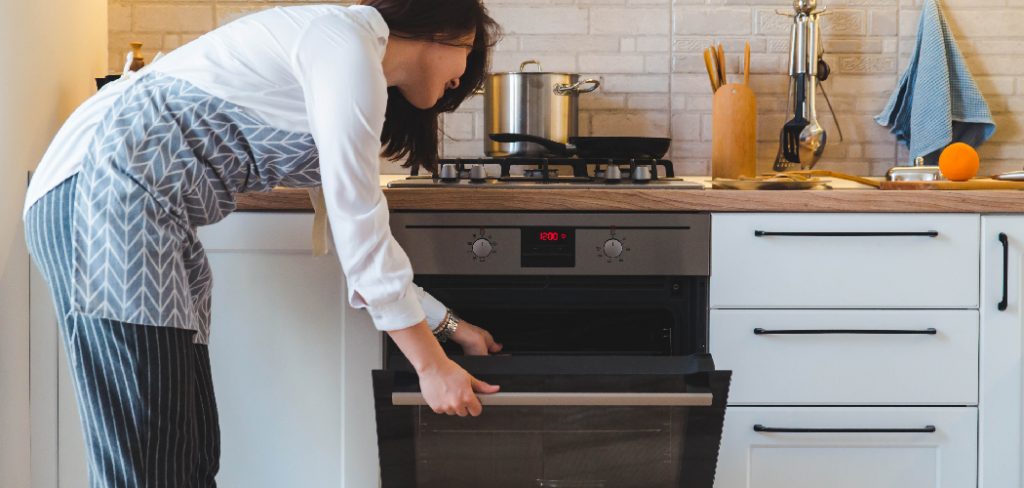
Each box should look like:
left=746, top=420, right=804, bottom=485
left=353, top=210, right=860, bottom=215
left=235, top=177, right=1024, bottom=214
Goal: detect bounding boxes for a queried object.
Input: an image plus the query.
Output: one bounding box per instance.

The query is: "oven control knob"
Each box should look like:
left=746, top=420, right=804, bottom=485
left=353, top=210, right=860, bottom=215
left=469, top=164, right=487, bottom=182
left=604, top=164, right=622, bottom=183
left=472, top=238, right=493, bottom=258
left=439, top=163, right=459, bottom=182
left=632, top=166, right=652, bottom=182
left=603, top=238, right=624, bottom=258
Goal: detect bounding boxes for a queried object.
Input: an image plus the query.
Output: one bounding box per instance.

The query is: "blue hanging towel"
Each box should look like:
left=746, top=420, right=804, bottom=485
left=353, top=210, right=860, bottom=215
left=875, top=0, right=995, bottom=164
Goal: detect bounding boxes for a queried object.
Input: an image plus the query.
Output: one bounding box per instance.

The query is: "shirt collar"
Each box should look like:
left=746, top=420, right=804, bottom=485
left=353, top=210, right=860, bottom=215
left=349, top=5, right=390, bottom=49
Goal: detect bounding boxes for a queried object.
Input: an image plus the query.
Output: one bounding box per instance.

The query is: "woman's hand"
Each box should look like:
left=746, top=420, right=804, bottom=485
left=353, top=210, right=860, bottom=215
left=387, top=320, right=500, bottom=417
left=418, top=358, right=500, bottom=417
left=451, top=320, right=503, bottom=356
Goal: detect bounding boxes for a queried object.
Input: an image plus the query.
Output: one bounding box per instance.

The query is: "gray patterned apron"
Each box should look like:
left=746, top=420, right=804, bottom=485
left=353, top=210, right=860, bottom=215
left=73, top=72, right=322, bottom=344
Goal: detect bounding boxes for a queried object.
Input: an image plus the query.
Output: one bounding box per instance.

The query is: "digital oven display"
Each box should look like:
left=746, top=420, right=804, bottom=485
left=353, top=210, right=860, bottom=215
left=521, top=227, right=575, bottom=267
left=537, top=231, right=568, bottom=242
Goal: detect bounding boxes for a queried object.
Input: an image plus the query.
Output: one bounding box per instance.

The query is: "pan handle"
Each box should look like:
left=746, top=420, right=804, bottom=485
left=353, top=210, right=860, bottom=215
left=488, top=133, right=574, bottom=156
left=555, top=79, right=601, bottom=95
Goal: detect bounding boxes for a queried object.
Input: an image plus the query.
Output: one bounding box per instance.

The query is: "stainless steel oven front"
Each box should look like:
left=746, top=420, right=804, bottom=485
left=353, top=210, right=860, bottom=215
left=374, top=212, right=729, bottom=488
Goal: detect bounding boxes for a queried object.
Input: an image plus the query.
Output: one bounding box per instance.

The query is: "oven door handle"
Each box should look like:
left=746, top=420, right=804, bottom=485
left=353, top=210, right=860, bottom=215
left=392, top=392, right=713, bottom=407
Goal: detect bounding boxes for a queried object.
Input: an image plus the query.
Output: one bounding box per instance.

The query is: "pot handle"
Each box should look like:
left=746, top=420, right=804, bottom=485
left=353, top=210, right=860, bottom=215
left=489, top=133, right=573, bottom=157
left=554, top=78, right=601, bottom=95
left=519, top=59, right=543, bottom=72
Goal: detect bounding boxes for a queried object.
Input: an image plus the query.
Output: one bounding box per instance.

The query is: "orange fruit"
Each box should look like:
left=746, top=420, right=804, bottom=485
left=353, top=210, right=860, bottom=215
left=938, top=142, right=980, bottom=181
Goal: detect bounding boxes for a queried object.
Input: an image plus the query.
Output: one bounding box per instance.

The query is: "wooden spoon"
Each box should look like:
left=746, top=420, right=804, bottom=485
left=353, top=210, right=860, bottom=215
left=703, top=48, right=718, bottom=93
left=744, top=41, right=750, bottom=86
left=717, top=43, right=727, bottom=85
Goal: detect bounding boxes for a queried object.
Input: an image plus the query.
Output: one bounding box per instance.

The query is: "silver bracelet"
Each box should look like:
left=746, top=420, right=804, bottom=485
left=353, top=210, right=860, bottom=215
left=434, top=310, right=460, bottom=343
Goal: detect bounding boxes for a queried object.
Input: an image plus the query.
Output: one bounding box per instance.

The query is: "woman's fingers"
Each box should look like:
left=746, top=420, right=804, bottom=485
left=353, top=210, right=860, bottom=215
left=480, top=329, right=503, bottom=354
left=452, top=322, right=503, bottom=356
left=466, top=395, right=483, bottom=417
left=464, top=338, right=489, bottom=356
left=471, top=376, right=500, bottom=394
left=464, top=325, right=491, bottom=356
left=418, top=359, right=498, bottom=417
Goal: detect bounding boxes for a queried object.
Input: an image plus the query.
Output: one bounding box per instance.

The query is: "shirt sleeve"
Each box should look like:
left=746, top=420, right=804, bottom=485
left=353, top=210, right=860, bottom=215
left=291, top=15, right=425, bottom=332
left=415, top=286, right=448, bottom=328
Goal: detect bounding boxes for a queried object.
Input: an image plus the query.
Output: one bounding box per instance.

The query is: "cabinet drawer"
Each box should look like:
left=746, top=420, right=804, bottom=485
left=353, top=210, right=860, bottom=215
left=710, top=310, right=978, bottom=405
left=710, top=214, right=980, bottom=308
left=715, top=406, right=977, bottom=488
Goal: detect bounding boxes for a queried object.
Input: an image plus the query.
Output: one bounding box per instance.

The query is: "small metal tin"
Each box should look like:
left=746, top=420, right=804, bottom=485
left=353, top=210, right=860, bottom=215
left=886, top=157, right=944, bottom=182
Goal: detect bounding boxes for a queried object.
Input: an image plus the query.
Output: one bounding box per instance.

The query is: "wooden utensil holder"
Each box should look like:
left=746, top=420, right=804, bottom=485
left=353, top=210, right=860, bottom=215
left=712, top=83, right=758, bottom=179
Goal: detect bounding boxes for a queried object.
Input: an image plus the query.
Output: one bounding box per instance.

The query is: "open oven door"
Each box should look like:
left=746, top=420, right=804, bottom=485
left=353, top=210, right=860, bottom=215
left=373, top=354, right=730, bottom=488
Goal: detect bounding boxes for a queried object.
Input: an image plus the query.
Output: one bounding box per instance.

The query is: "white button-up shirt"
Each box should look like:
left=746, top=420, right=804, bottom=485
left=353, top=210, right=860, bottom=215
left=24, top=4, right=447, bottom=332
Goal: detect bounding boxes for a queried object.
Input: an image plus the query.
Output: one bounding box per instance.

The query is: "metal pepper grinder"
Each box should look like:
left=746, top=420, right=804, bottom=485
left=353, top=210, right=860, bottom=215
left=774, top=0, right=843, bottom=171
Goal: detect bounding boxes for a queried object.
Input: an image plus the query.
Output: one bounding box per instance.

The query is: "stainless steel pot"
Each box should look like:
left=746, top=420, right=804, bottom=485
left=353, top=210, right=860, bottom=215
left=481, top=60, right=600, bottom=157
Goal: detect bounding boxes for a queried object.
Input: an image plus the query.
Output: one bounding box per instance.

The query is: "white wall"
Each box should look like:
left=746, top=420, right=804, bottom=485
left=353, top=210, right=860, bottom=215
left=0, top=0, right=106, bottom=486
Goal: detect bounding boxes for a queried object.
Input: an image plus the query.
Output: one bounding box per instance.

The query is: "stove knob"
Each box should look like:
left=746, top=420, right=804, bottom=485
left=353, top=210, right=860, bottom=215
left=469, top=164, right=487, bottom=182
left=439, top=163, right=459, bottom=181
left=604, top=165, right=622, bottom=182
left=632, top=166, right=652, bottom=182
left=603, top=238, right=623, bottom=258
left=472, top=238, right=493, bottom=258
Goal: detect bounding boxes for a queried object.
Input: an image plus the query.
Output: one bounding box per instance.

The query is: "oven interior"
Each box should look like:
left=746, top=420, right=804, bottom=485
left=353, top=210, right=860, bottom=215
left=384, top=275, right=709, bottom=367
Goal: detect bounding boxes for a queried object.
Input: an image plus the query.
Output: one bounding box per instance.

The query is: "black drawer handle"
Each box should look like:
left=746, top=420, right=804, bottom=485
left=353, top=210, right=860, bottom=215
left=754, top=424, right=937, bottom=434
left=754, top=328, right=937, bottom=336
left=999, top=233, right=1009, bottom=312
left=754, top=231, right=939, bottom=238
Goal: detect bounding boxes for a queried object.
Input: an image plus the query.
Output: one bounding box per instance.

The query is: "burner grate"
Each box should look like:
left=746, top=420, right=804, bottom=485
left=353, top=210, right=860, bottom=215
left=413, top=157, right=675, bottom=182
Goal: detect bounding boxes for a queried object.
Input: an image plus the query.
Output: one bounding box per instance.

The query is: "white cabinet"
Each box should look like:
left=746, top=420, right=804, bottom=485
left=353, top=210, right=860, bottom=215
left=711, top=309, right=978, bottom=405
left=979, top=216, right=1024, bottom=488
left=711, top=214, right=980, bottom=309
left=200, top=213, right=347, bottom=488
left=716, top=407, right=978, bottom=488
left=711, top=213, right=981, bottom=488
left=199, top=212, right=384, bottom=488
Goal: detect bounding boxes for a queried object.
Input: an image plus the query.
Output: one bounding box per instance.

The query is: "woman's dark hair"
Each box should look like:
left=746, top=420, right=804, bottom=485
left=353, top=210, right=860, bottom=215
left=360, top=0, right=500, bottom=172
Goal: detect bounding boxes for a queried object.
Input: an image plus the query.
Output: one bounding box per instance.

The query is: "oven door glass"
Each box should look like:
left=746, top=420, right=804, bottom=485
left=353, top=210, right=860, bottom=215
left=373, top=356, right=730, bottom=488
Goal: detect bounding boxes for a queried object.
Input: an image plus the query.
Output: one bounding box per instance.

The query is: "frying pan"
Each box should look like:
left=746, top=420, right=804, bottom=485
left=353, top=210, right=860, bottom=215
left=489, top=133, right=671, bottom=160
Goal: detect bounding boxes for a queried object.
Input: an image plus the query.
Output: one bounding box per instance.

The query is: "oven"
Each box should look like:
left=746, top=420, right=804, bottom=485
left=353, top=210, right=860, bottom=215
left=373, top=212, right=729, bottom=488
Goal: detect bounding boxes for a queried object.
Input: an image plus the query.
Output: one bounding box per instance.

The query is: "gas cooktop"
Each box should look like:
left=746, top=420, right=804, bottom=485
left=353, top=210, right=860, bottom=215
left=387, top=157, right=705, bottom=190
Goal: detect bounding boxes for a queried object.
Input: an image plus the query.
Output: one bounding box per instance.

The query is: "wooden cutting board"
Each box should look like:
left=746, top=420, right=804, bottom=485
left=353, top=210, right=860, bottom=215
left=880, top=179, right=1024, bottom=190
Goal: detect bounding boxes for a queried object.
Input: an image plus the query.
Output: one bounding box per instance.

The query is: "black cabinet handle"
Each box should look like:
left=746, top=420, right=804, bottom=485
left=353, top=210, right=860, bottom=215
left=754, top=328, right=937, bottom=335
left=999, top=233, right=1009, bottom=312
left=754, top=231, right=939, bottom=238
left=754, top=424, right=936, bottom=434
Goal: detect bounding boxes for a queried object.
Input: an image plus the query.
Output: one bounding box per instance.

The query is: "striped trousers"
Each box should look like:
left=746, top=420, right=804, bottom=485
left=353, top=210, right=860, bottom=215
left=25, top=174, right=220, bottom=487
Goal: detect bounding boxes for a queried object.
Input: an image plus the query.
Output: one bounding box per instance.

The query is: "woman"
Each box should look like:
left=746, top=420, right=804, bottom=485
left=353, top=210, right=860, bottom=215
left=23, top=1, right=502, bottom=485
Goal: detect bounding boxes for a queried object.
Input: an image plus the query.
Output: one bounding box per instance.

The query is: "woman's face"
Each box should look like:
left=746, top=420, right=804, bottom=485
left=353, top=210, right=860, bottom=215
left=398, top=33, right=474, bottom=110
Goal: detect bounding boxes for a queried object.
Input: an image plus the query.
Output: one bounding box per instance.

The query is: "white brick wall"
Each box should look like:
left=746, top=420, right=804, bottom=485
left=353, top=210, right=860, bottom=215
left=109, top=0, right=1024, bottom=176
